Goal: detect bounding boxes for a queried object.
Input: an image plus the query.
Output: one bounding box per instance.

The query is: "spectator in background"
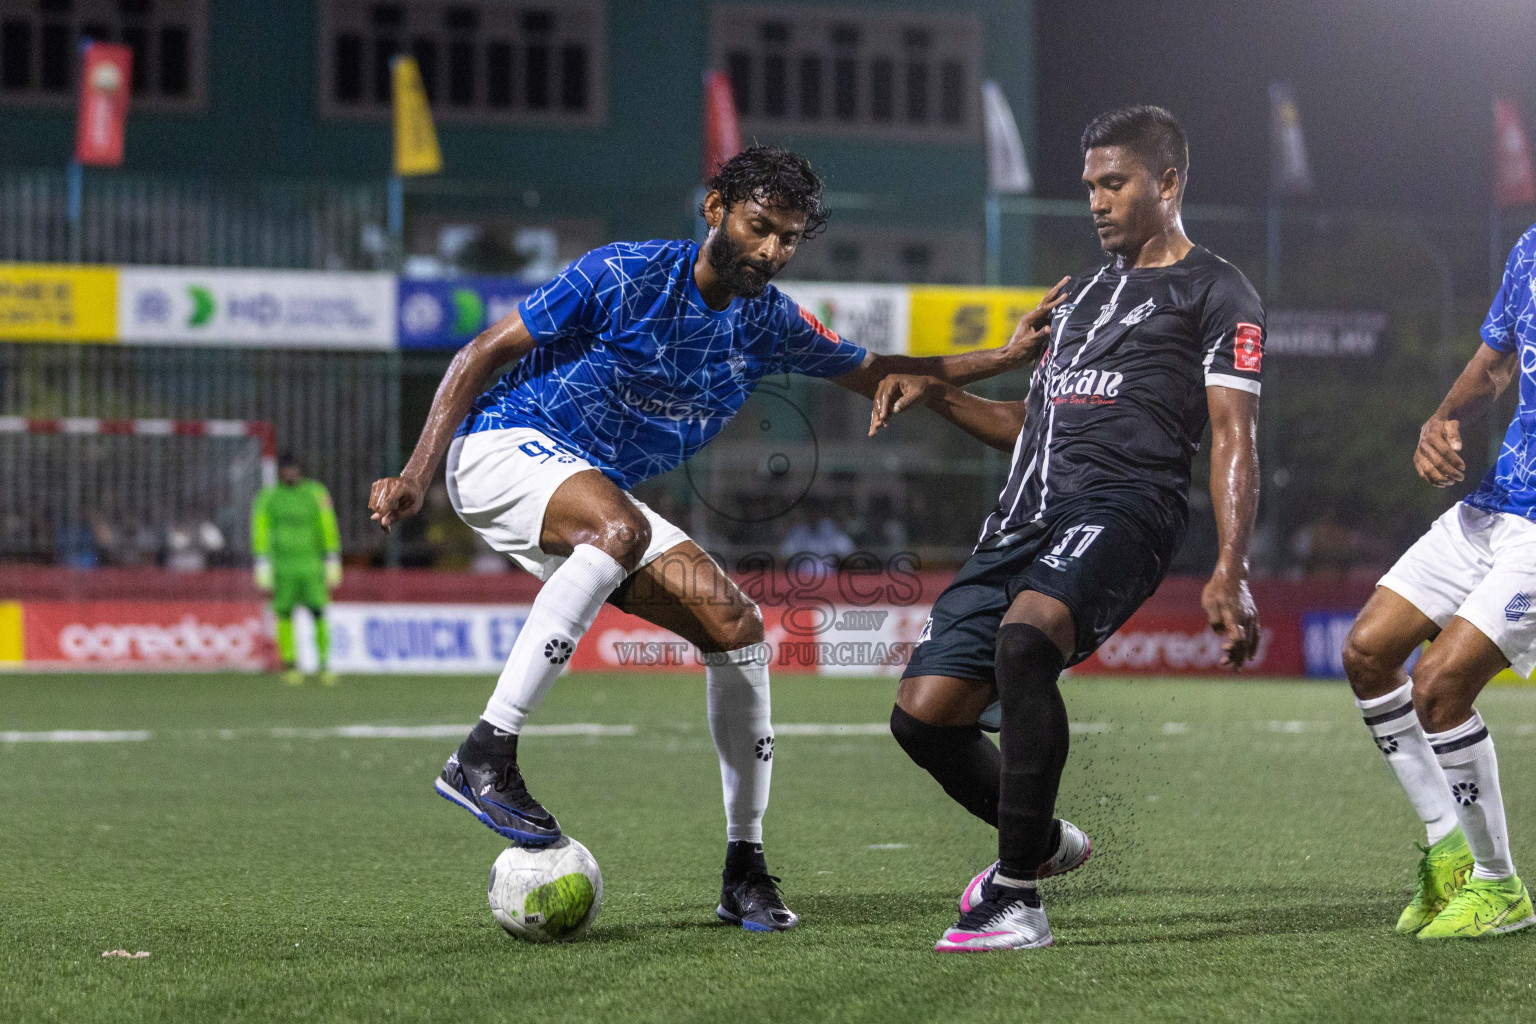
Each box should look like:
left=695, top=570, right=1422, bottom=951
left=252, top=452, right=342, bottom=686
left=780, top=504, right=855, bottom=579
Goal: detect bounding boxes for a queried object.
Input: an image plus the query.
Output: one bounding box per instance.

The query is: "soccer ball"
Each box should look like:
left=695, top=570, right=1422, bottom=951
left=487, top=837, right=603, bottom=942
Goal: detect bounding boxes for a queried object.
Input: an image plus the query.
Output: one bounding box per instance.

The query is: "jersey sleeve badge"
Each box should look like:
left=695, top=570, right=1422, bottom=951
left=1233, top=322, right=1263, bottom=373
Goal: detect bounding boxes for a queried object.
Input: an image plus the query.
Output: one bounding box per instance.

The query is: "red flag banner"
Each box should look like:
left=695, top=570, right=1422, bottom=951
left=701, top=70, right=742, bottom=181
left=1493, top=98, right=1536, bottom=209
left=74, top=41, right=133, bottom=167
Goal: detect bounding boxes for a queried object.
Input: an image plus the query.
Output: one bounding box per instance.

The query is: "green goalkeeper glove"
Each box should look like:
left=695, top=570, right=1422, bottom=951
left=254, top=558, right=274, bottom=592
left=325, top=554, right=343, bottom=590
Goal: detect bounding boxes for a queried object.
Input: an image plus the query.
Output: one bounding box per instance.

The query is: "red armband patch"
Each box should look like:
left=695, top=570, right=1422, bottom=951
left=1233, top=322, right=1263, bottom=373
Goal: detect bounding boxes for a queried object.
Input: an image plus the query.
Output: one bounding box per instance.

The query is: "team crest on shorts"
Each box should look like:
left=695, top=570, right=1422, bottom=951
left=1506, top=593, right=1531, bottom=622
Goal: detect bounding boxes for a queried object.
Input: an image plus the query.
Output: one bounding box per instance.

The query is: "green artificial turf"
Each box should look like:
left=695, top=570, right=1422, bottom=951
left=2, top=671, right=1534, bottom=1023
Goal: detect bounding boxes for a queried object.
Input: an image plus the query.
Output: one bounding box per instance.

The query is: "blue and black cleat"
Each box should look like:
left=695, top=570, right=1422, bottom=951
left=435, top=750, right=562, bottom=846
left=717, top=871, right=799, bottom=932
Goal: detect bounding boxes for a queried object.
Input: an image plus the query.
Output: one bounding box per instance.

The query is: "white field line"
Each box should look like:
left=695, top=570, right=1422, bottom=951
left=1069, top=722, right=1110, bottom=734
left=775, top=723, right=889, bottom=736
left=1, top=730, right=151, bottom=743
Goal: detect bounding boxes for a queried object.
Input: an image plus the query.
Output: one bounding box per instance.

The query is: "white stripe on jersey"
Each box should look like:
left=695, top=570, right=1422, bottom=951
left=1030, top=271, right=1128, bottom=523
left=988, top=270, right=1107, bottom=541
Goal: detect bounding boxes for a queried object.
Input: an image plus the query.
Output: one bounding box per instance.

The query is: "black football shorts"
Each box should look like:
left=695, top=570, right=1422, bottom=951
left=902, top=498, right=1181, bottom=683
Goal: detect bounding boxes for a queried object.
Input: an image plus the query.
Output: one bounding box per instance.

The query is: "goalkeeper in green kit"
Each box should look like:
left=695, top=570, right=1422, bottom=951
left=252, top=453, right=343, bottom=685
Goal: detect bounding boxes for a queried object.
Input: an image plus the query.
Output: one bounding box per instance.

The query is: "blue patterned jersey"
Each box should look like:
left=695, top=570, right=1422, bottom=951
left=1468, top=223, right=1536, bottom=521
left=457, top=239, right=867, bottom=489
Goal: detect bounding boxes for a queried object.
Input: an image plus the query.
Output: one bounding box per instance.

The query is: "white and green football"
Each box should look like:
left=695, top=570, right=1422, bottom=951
left=487, top=837, right=603, bottom=943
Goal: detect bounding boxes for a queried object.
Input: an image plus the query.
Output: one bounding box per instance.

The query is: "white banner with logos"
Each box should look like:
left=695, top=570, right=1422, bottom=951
left=118, top=268, right=397, bottom=349
left=776, top=282, right=910, bottom=356
left=325, top=602, right=531, bottom=674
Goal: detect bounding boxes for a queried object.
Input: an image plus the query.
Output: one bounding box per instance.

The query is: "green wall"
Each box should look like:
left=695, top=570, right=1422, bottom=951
left=0, top=0, right=1036, bottom=280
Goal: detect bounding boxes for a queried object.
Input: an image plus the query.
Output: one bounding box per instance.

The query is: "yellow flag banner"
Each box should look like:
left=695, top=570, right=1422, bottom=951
left=907, top=286, right=1048, bottom=356
left=392, top=56, right=442, bottom=177
left=0, top=264, right=118, bottom=341
left=0, top=602, right=21, bottom=663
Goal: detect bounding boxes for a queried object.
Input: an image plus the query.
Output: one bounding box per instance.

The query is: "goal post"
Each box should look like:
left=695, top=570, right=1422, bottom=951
left=0, top=417, right=276, bottom=568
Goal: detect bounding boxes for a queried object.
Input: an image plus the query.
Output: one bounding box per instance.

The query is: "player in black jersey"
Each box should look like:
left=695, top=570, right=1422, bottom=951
left=869, top=106, right=1264, bottom=951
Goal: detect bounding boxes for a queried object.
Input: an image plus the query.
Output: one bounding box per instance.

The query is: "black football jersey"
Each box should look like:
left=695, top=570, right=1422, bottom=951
left=977, top=245, right=1264, bottom=549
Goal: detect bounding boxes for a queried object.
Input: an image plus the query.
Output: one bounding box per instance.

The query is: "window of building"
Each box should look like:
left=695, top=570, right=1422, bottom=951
left=0, top=0, right=206, bottom=110
left=710, top=5, right=980, bottom=141
left=321, top=0, right=605, bottom=126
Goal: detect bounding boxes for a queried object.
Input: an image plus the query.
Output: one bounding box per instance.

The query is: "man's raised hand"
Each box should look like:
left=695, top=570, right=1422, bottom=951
left=995, top=276, right=1071, bottom=369
left=369, top=475, right=426, bottom=532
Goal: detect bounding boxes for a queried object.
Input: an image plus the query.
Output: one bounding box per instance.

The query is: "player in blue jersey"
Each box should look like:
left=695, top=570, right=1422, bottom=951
left=369, top=146, right=1067, bottom=931
left=1340, top=224, right=1536, bottom=939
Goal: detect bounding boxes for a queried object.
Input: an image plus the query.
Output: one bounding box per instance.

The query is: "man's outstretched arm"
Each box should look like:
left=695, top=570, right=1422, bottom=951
left=866, top=374, right=1027, bottom=452
left=1202, top=385, right=1262, bottom=668
left=369, top=312, right=536, bottom=531
left=830, top=277, right=1070, bottom=397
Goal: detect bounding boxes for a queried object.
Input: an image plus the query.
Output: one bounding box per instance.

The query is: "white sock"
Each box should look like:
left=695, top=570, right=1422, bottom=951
left=1427, top=711, right=1515, bottom=880
left=705, top=643, right=773, bottom=844
left=1355, top=679, right=1458, bottom=844
left=482, top=544, right=628, bottom=733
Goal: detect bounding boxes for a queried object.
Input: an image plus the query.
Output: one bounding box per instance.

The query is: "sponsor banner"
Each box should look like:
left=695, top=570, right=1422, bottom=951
left=22, top=601, right=268, bottom=670
left=1302, top=610, right=1356, bottom=678
left=118, top=268, right=397, bottom=349
left=1073, top=611, right=1303, bottom=677
left=1268, top=310, right=1387, bottom=357
left=326, top=602, right=531, bottom=674
left=0, top=264, right=118, bottom=341
left=396, top=278, right=535, bottom=350
left=577, top=603, right=928, bottom=676
left=908, top=286, right=1048, bottom=356
left=775, top=282, right=910, bottom=356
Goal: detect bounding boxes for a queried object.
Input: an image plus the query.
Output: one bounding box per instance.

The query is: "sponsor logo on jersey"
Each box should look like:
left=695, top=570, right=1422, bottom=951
left=1506, top=593, right=1530, bottom=622
left=1233, top=322, right=1263, bottom=372
left=1048, top=367, right=1124, bottom=402
left=618, top=384, right=716, bottom=426
left=1092, top=302, right=1119, bottom=329
left=1120, top=297, right=1156, bottom=325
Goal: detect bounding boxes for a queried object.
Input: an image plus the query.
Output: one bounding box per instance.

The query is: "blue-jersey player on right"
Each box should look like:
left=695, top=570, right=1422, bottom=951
left=369, top=146, right=1070, bottom=932
left=1342, top=224, right=1536, bottom=940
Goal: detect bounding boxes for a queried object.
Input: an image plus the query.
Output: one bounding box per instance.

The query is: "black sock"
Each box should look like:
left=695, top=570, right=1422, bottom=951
left=890, top=705, right=1003, bottom=826
left=994, top=623, right=1069, bottom=882
left=724, top=841, right=767, bottom=882
left=462, top=719, right=518, bottom=764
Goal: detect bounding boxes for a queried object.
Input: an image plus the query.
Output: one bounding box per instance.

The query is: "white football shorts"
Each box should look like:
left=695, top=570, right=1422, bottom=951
left=1379, top=501, right=1536, bottom=677
left=446, top=427, right=689, bottom=582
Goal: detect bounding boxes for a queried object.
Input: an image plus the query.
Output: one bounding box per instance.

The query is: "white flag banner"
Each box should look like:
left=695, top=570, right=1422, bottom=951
left=981, top=80, right=1031, bottom=195
left=1269, top=81, right=1314, bottom=198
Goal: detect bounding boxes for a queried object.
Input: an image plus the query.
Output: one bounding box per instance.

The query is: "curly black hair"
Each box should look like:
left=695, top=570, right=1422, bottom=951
left=701, top=145, right=829, bottom=239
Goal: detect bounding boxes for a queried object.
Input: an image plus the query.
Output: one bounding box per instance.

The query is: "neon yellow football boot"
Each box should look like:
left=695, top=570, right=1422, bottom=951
left=1396, top=827, right=1474, bottom=934
left=1417, top=874, right=1535, bottom=939
left=282, top=668, right=304, bottom=686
